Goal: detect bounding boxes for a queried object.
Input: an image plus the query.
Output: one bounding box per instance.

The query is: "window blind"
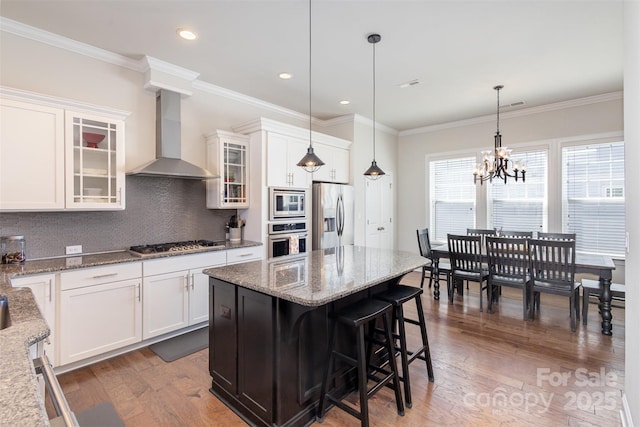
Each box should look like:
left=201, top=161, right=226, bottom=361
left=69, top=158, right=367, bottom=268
left=430, top=157, right=476, bottom=242
left=487, top=150, right=548, bottom=234
left=562, top=142, right=625, bottom=257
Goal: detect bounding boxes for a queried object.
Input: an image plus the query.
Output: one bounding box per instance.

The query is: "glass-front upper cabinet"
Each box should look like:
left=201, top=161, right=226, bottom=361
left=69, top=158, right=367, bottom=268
left=66, top=111, right=125, bottom=210
left=206, top=130, right=249, bottom=209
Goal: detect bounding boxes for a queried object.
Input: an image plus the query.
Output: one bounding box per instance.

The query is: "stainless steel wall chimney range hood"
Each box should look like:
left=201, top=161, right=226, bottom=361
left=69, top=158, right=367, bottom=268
left=127, top=89, right=216, bottom=180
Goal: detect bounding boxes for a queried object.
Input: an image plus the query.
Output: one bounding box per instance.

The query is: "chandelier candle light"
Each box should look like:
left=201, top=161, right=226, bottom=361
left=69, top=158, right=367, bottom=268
left=473, top=85, right=526, bottom=184
left=297, top=0, right=325, bottom=173
left=363, top=33, right=385, bottom=180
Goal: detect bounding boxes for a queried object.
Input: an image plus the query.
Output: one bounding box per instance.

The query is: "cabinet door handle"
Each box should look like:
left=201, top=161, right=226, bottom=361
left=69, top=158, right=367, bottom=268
left=137, top=282, right=141, bottom=302
left=238, top=253, right=252, bottom=257
left=48, top=278, right=53, bottom=302
left=191, top=273, right=195, bottom=290
left=117, top=187, right=122, bottom=204
left=185, top=274, right=190, bottom=290
left=92, top=273, right=118, bottom=279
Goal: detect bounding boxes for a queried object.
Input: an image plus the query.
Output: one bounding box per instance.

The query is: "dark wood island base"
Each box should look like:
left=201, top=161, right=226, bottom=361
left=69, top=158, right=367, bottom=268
left=204, top=246, right=428, bottom=427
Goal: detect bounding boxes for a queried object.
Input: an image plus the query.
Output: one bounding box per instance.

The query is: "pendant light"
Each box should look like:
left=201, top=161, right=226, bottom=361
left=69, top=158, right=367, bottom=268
left=297, top=0, right=325, bottom=173
left=363, top=33, right=385, bottom=180
left=472, top=85, right=526, bottom=184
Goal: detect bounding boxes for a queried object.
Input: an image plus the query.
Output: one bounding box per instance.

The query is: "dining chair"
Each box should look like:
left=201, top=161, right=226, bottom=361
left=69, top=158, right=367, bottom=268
left=466, top=228, right=496, bottom=244
left=416, top=228, right=451, bottom=290
left=486, top=236, right=531, bottom=319
left=500, top=230, right=533, bottom=238
left=536, top=232, right=576, bottom=241
left=447, top=234, right=490, bottom=311
left=528, top=238, right=580, bottom=331
left=463, top=229, right=495, bottom=290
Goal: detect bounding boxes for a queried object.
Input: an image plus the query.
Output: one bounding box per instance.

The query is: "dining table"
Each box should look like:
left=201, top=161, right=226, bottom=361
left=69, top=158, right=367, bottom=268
left=429, top=244, right=617, bottom=336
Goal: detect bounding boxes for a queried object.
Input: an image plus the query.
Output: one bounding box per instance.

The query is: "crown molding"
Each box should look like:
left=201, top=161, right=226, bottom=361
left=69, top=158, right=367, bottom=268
left=352, top=114, right=399, bottom=136
left=0, top=85, right=130, bottom=119
left=0, top=17, right=143, bottom=72
left=400, top=91, right=624, bottom=136
left=192, top=80, right=311, bottom=122
left=231, top=117, right=351, bottom=148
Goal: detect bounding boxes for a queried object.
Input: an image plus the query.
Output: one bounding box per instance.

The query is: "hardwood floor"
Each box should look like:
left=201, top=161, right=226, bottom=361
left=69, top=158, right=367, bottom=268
left=52, top=271, right=625, bottom=426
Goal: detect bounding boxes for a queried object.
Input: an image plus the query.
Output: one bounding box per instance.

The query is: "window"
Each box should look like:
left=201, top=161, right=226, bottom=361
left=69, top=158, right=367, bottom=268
left=429, top=156, right=476, bottom=242
left=487, top=149, right=548, bottom=234
left=562, top=142, right=625, bottom=256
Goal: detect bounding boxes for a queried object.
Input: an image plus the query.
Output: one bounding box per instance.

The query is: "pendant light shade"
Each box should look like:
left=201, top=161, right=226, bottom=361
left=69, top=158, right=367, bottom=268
left=297, top=0, right=324, bottom=173
left=364, top=33, right=385, bottom=180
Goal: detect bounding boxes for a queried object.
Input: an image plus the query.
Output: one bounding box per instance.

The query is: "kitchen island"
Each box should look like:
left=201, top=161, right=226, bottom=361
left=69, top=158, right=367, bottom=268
left=204, top=245, right=428, bottom=427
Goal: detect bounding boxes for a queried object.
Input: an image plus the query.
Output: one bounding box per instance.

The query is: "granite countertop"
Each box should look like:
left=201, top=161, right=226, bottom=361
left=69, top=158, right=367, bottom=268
left=0, top=240, right=261, bottom=426
left=204, top=245, right=428, bottom=306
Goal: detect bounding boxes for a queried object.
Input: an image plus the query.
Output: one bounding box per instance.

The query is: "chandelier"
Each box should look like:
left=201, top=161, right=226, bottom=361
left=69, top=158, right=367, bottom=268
left=473, top=85, right=526, bottom=184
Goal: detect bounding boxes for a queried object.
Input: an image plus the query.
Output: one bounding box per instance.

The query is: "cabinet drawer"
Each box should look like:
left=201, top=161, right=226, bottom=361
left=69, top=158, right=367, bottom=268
left=227, top=246, right=264, bottom=265
left=60, top=262, right=142, bottom=290
left=143, top=251, right=226, bottom=277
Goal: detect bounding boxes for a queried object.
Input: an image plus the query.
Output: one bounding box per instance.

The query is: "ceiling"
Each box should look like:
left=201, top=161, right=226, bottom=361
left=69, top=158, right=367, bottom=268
left=0, top=0, right=624, bottom=132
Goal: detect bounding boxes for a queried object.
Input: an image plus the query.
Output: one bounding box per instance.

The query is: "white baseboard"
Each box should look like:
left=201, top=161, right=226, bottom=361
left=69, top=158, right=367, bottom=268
left=621, top=393, right=635, bottom=427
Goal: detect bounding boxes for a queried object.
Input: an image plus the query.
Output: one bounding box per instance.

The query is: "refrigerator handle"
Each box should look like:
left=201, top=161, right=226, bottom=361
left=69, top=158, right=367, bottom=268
left=336, top=194, right=344, bottom=237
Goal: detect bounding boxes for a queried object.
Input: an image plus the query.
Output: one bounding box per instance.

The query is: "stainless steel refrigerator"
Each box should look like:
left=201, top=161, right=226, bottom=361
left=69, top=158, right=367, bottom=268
left=312, top=182, right=355, bottom=250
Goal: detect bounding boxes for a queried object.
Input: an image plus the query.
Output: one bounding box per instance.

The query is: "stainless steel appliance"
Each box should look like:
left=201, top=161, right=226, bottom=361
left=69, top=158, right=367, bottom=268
left=312, top=182, right=355, bottom=250
left=129, top=240, right=226, bottom=257
left=269, top=187, right=306, bottom=220
left=268, top=221, right=308, bottom=259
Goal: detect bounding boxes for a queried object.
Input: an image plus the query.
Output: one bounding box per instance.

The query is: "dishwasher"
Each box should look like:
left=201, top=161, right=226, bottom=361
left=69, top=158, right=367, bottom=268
left=33, top=354, right=79, bottom=427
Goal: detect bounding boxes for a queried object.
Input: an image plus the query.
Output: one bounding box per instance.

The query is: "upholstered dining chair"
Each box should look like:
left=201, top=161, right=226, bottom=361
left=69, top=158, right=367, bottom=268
left=447, top=234, right=490, bottom=311
left=528, top=238, right=580, bottom=331
left=416, top=228, right=451, bottom=290
left=486, top=236, right=531, bottom=319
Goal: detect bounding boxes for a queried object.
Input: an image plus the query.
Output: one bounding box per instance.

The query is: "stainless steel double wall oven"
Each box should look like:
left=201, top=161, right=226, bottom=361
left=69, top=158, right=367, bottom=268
left=268, top=187, right=308, bottom=258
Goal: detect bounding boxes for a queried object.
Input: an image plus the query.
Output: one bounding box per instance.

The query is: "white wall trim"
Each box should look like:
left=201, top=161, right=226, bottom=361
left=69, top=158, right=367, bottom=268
left=231, top=117, right=351, bottom=148
left=621, top=393, right=635, bottom=427
left=400, top=92, right=624, bottom=137
left=0, top=17, right=144, bottom=72
left=0, top=17, right=622, bottom=140
left=0, top=85, right=130, bottom=119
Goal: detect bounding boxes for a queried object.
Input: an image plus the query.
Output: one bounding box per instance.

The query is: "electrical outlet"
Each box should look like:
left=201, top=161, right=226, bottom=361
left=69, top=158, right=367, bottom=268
left=65, top=245, right=82, bottom=255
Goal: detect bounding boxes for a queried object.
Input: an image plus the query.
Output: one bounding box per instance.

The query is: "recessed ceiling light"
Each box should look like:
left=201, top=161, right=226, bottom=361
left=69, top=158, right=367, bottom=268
left=339, top=100, right=351, bottom=105
left=279, top=72, right=292, bottom=80
left=177, top=28, right=198, bottom=41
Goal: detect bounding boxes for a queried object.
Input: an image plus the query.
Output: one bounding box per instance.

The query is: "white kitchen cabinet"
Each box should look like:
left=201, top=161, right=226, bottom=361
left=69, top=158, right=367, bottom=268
left=312, top=142, right=350, bottom=183
left=11, top=273, right=58, bottom=366
left=59, top=262, right=142, bottom=365
left=266, top=133, right=310, bottom=188
left=0, top=87, right=128, bottom=212
left=206, top=130, right=249, bottom=208
left=142, top=251, right=226, bottom=339
left=226, top=245, right=264, bottom=265
left=0, top=98, right=65, bottom=210
left=66, top=110, right=126, bottom=210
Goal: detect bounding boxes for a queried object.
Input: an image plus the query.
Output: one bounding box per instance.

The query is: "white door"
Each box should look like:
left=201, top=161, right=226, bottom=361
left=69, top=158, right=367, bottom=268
left=365, top=175, right=393, bottom=249
left=59, top=279, right=142, bottom=365
left=12, top=274, right=57, bottom=365
left=142, top=270, right=190, bottom=339
left=189, top=270, right=210, bottom=325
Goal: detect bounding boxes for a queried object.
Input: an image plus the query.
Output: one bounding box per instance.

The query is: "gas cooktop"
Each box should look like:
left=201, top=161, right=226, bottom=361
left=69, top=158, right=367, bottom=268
left=129, top=240, right=226, bottom=256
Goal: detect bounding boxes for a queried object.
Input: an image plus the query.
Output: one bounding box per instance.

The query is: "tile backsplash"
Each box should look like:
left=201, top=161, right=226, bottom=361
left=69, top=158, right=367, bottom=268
left=0, top=176, right=236, bottom=259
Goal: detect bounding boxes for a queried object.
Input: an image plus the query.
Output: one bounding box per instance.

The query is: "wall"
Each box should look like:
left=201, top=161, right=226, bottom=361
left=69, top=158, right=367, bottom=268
left=623, top=1, right=639, bottom=425
left=0, top=176, right=235, bottom=259
left=0, top=26, right=313, bottom=257
left=396, top=96, right=624, bottom=256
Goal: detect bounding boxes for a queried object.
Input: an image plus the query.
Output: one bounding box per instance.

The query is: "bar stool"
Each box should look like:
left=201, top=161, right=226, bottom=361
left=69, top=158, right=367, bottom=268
left=373, top=285, right=434, bottom=408
left=316, top=298, right=404, bottom=427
